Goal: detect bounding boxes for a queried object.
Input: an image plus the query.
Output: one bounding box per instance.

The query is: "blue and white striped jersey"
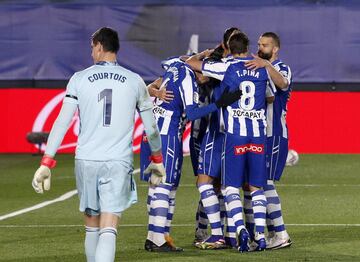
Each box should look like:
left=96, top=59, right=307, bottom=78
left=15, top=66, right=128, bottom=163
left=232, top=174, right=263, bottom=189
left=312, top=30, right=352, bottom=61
left=266, top=60, right=292, bottom=138
left=154, top=59, right=219, bottom=136
left=201, top=56, right=236, bottom=133
left=191, top=83, right=211, bottom=140
left=220, top=57, right=276, bottom=137
left=202, top=55, right=234, bottom=81
left=153, top=61, right=189, bottom=136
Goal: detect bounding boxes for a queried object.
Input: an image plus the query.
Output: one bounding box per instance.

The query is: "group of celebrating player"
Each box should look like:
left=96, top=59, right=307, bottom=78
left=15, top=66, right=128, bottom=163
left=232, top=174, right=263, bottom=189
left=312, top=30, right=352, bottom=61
left=140, top=27, right=293, bottom=253
left=31, top=26, right=293, bottom=261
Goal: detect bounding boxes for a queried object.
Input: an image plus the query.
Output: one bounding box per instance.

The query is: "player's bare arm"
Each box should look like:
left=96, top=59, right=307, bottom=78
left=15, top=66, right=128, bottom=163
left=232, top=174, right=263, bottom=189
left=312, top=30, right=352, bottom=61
left=179, top=55, right=190, bottom=61
left=245, top=54, right=288, bottom=89
left=185, top=49, right=213, bottom=72
left=266, top=96, right=275, bottom=104
left=147, top=77, right=174, bottom=103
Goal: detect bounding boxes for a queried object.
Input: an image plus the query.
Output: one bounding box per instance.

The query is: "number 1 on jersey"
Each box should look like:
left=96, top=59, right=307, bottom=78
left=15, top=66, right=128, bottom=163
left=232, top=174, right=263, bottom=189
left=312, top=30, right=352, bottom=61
left=98, top=89, right=112, bottom=126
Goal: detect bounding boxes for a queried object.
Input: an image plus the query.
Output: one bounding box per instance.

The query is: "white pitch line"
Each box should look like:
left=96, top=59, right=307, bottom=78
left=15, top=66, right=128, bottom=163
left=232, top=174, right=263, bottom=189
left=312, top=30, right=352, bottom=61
left=0, top=168, right=142, bottom=222
left=1, top=166, right=358, bottom=222
left=1, top=223, right=360, bottom=228
left=0, top=190, right=78, bottom=221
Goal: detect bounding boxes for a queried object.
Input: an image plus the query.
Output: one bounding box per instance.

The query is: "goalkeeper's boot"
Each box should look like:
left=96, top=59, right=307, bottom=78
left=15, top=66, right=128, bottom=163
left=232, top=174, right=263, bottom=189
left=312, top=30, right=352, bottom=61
left=266, top=232, right=292, bottom=250
left=196, top=235, right=226, bottom=250
left=144, top=239, right=183, bottom=252
left=249, top=232, right=266, bottom=252
left=237, top=228, right=250, bottom=253
left=165, top=235, right=184, bottom=251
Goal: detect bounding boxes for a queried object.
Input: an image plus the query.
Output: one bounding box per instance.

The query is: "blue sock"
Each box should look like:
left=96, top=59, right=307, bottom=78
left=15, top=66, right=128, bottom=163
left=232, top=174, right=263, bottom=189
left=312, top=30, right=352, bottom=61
left=198, top=184, right=223, bottom=236
left=223, top=186, right=245, bottom=235
left=147, top=183, right=171, bottom=246
left=165, top=188, right=177, bottom=235
left=251, top=189, right=267, bottom=234
left=146, top=186, right=155, bottom=214
left=243, top=190, right=255, bottom=240
left=264, top=180, right=287, bottom=237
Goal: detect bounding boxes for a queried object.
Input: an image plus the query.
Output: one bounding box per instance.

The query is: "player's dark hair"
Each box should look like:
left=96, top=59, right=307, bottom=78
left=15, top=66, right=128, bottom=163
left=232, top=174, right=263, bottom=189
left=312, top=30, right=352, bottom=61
left=228, top=32, right=249, bottom=55
left=261, top=32, right=281, bottom=48
left=92, top=27, right=120, bottom=53
left=208, top=45, right=224, bottom=61
left=223, top=27, right=241, bottom=49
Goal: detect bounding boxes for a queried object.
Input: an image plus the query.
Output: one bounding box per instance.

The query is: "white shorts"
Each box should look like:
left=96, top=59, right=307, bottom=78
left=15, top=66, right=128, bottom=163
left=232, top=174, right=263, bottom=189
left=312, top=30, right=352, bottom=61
left=75, top=159, right=137, bottom=216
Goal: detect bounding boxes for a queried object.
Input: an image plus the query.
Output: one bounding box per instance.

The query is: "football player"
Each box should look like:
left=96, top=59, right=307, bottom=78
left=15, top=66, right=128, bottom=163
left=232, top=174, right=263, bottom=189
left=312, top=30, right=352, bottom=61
left=219, top=32, right=276, bottom=252
left=31, top=27, right=166, bottom=262
left=245, top=32, right=292, bottom=250
left=140, top=59, right=241, bottom=252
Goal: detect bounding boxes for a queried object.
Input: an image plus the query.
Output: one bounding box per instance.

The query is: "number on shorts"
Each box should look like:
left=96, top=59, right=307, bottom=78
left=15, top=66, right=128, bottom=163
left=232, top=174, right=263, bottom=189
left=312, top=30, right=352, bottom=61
left=239, top=81, right=255, bottom=110
left=98, top=89, right=112, bottom=126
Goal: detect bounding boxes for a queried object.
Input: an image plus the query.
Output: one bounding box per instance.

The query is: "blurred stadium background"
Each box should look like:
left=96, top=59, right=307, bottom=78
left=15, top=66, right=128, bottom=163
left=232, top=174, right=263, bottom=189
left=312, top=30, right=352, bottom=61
left=1, top=0, right=360, bottom=261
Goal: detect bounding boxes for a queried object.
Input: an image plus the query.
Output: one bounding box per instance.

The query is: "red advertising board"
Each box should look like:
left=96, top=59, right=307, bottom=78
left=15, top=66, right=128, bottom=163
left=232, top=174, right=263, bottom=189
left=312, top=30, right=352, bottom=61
left=0, top=88, right=359, bottom=154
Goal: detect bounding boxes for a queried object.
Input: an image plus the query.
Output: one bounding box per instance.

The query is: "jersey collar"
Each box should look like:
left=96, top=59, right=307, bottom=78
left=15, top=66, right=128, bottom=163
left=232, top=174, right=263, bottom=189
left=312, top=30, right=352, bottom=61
left=271, top=59, right=281, bottom=66
left=96, top=61, right=119, bottom=66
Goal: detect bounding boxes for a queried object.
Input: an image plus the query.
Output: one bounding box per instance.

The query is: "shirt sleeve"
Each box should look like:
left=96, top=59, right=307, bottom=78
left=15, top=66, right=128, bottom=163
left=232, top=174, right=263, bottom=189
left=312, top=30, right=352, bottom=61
left=161, top=56, right=182, bottom=70
left=136, top=75, right=154, bottom=112
left=180, top=68, right=198, bottom=107
left=266, top=68, right=277, bottom=95
left=63, top=73, right=79, bottom=105
left=201, top=59, right=227, bottom=81
left=278, top=63, right=292, bottom=91
left=180, top=68, right=218, bottom=121
left=139, top=109, right=161, bottom=152
left=44, top=102, right=78, bottom=157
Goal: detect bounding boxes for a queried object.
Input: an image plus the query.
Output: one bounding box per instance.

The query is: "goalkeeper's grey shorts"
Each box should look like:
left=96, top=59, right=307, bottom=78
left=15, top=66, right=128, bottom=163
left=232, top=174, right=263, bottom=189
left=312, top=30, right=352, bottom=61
left=75, top=159, right=137, bottom=216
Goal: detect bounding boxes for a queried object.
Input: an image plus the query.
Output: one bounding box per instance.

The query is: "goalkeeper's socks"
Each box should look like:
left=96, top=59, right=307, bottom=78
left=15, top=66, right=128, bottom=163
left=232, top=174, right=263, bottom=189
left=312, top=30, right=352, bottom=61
left=264, top=180, right=287, bottom=237
left=243, top=190, right=255, bottom=240
left=251, top=189, right=267, bottom=234
left=222, top=186, right=245, bottom=234
left=198, top=183, right=223, bottom=236
left=95, top=227, right=117, bottom=262
left=164, top=188, right=177, bottom=234
left=147, top=186, right=155, bottom=214
left=148, top=183, right=171, bottom=246
left=85, top=226, right=99, bottom=262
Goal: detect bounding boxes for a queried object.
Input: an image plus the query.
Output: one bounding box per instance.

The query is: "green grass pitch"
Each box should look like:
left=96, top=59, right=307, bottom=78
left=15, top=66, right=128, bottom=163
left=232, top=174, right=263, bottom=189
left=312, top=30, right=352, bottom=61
left=1, top=154, right=360, bottom=261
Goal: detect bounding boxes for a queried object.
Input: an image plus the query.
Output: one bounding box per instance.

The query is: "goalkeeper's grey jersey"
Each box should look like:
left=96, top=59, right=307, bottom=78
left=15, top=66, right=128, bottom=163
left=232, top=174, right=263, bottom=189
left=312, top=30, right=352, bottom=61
left=64, top=62, right=153, bottom=162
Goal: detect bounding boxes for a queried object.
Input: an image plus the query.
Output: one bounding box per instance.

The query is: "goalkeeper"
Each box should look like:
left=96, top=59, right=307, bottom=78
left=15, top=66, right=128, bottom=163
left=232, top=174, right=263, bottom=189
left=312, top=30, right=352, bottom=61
left=31, top=27, right=165, bottom=262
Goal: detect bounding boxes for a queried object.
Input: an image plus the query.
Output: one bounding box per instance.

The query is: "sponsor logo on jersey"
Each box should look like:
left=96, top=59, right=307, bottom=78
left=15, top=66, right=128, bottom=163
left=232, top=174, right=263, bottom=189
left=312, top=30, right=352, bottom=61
left=231, top=109, right=264, bottom=119
left=153, top=106, right=167, bottom=117
left=234, top=144, right=264, bottom=155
